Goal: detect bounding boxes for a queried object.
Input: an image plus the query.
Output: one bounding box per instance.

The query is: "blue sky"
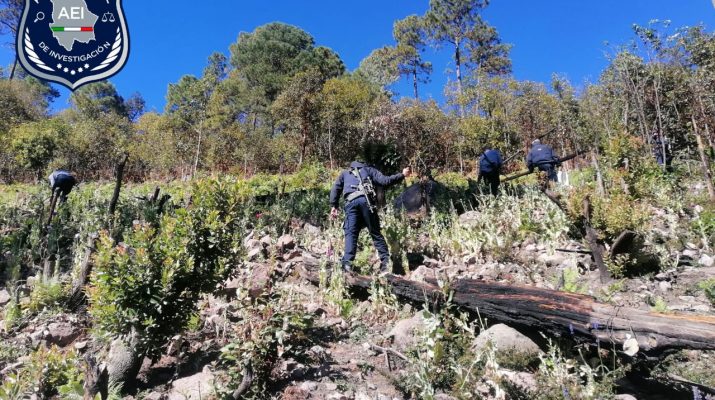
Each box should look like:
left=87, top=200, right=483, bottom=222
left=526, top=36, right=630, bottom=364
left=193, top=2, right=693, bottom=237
left=2, top=0, right=714, bottom=112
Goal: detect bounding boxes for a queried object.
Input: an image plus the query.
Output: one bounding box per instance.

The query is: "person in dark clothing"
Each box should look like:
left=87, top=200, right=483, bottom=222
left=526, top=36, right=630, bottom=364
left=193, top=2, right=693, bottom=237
left=478, top=147, right=503, bottom=195
left=651, top=132, right=672, bottom=167
left=48, top=170, right=77, bottom=203
left=330, top=161, right=411, bottom=273
left=526, top=140, right=560, bottom=182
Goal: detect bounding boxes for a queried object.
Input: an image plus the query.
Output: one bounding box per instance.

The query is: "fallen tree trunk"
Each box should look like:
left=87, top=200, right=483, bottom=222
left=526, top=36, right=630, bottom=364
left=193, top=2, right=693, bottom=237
left=300, top=263, right=715, bottom=353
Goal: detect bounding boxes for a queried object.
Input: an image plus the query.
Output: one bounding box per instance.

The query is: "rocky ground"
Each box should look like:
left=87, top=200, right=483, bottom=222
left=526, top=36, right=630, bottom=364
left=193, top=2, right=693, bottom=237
left=1, top=208, right=714, bottom=399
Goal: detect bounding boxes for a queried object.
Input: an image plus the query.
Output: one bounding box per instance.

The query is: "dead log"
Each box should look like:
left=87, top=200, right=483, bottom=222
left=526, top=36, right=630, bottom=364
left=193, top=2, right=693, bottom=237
left=67, top=233, right=100, bottom=310
left=300, top=264, right=715, bottom=354
left=108, top=153, right=129, bottom=217
left=583, top=196, right=610, bottom=283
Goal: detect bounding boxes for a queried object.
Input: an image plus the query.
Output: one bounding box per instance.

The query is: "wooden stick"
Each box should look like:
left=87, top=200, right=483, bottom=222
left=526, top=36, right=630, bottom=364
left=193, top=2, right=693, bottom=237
left=108, top=153, right=129, bottom=218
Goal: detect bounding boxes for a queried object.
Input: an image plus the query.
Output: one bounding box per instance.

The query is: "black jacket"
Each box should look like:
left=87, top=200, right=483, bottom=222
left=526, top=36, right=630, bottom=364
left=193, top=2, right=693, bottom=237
left=329, top=161, right=404, bottom=208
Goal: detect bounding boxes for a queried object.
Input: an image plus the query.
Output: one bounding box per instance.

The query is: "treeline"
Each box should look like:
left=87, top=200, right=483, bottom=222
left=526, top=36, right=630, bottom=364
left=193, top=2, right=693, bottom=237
left=0, top=0, right=714, bottom=187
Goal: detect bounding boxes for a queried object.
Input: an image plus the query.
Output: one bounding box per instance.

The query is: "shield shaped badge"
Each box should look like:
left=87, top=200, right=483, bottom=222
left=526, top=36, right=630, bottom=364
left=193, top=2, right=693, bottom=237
left=16, top=0, right=129, bottom=90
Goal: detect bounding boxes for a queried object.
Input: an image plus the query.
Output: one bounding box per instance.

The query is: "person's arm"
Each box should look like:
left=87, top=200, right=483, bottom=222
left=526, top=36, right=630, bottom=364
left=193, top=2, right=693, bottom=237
left=368, top=167, right=408, bottom=187
left=526, top=151, right=534, bottom=171
left=329, top=172, right=345, bottom=209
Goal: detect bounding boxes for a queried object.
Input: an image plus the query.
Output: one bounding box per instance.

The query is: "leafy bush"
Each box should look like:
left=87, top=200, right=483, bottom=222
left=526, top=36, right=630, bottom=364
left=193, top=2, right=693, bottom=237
left=89, top=178, right=243, bottom=359
left=0, top=346, right=81, bottom=399
left=698, top=278, right=715, bottom=306
left=592, top=192, right=651, bottom=237
left=399, top=284, right=483, bottom=399
left=534, top=340, right=624, bottom=400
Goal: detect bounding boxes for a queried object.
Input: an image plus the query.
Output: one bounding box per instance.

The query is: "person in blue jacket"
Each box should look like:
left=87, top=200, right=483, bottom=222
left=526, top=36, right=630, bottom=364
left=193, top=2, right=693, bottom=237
left=48, top=169, right=77, bottom=203
left=526, top=140, right=560, bottom=182
left=330, top=161, right=412, bottom=273
left=478, top=147, right=503, bottom=195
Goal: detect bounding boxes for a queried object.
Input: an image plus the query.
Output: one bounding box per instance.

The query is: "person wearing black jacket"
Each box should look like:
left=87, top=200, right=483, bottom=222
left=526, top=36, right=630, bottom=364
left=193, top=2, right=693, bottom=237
left=478, top=147, right=503, bottom=195
left=526, top=140, right=560, bottom=182
left=330, top=161, right=411, bottom=273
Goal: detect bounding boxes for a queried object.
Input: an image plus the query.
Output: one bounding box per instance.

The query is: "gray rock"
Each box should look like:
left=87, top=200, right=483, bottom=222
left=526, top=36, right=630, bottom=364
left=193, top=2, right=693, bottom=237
left=324, top=382, right=338, bottom=391
left=247, top=247, right=265, bottom=262
left=245, top=238, right=262, bottom=250
left=0, top=289, right=10, bottom=307
left=356, top=392, right=371, bottom=400
left=473, top=324, right=541, bottom=357
left=682, top=249, right=699, bottom=260
left=106, top=337, right=141, bottom=388
left=277, top=234, right=296, bottom=251
left=46, top=322, right=80, bottom=347
left=142, top=392, right=163, bottom=400
left=537, top=253, right=567, bottom=267
left=658, top=281, right=672, bottom=292
left=699, top=254, right=714, bottom=268
left=458, top=211, right=481, bottom=228
left=168, top=370, right=214, bottom=400
left=498, top=369, right=536, bottom=392
left=29, top=329, right=44, bottom=347
left=614, top=395, right=638, bottom=400
left=691, top=304, right=712, bottom=312
left=423, top=257, right=440, bottom=268
left=463, top=254, right=478, bottom=265
left=387, top=313, right=427, bottom=350
left=410, top=265, right=436, bottom=282
left=434, top=394, right=458, bottom=400
left=259, top=235, right=273, bottom=248
left=300, top=381, right=319, bottom=392
left=304, top=223, right=321, bottom=235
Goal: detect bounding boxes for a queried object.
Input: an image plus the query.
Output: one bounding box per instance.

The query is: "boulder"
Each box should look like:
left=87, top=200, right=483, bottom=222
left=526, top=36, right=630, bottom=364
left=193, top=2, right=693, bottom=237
left=410, top=266, right=436, bottom=282
left=498, top=369, right=537, bottom=393
left=106, top=337, right=141, bottom=389
left=300, top=381, right=319, bottom=392
left=614, top=395, right=638, bottom=400
left=246, top=247, right=265, bottom=262
left=168, top=369, right=215, bottom=400
left=458, top=211, right=481, bottom=228
left=251, top=264, right=273, bottom=297
left=259, top=235, right=273, bottom=248
left=303, top=223, right=321, bottom=236
left=387, top=313, right=427, bottom=350
left=473, top=324, right=541, bottom=357
left=699, top=254, right=714, bottom=268
left=277, top=234, right=296, bottom=252
left=423, top=257, right=440, bottom=268
left=0, top=289, right=10, bottom=307
left=46, top=322, right=81, bottom=347
left=245, top=239, right=262, bottom=250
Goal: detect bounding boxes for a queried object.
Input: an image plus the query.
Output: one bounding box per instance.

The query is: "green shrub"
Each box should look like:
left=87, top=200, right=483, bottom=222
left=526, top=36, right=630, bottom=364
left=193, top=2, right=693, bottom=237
left=0, top=346, right=81, bottom=398
left=698, top=278, right=715, bottom=306
left=89, top=178, right=243, bottom=359
left=591, top=193, right=651, bottom=238
left=534, top=340, right=624, bottom=400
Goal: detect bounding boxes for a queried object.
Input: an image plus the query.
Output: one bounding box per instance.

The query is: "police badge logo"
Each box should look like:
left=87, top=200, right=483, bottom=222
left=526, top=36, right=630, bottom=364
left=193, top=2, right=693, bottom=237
left=16, top=0, right=129, bottom=90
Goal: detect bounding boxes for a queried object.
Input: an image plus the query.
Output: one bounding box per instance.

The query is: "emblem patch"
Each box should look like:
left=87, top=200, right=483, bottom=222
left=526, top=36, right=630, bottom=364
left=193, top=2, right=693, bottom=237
left=16, top=0, right=130, bottom=90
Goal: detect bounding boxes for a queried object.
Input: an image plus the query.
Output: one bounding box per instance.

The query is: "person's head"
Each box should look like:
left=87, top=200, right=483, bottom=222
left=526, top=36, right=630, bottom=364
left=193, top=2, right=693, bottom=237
left=532, top=139, right=541, bottom=146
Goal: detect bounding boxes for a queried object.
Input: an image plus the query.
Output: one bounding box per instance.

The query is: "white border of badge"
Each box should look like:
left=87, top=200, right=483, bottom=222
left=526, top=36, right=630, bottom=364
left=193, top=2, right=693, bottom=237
left=15, top=0, right=130, bottom=91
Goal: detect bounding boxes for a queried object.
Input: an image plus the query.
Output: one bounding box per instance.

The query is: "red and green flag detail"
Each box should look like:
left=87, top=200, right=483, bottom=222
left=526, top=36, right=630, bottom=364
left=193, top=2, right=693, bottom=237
left=51, top=26, right=94, bottom=32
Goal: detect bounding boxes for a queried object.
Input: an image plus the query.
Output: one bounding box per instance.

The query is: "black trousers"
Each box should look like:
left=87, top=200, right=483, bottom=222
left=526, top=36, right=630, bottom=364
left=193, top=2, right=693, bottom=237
left=479, top=170, right=500, bottom=196
left=342, top=196, right=390, bottom=267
